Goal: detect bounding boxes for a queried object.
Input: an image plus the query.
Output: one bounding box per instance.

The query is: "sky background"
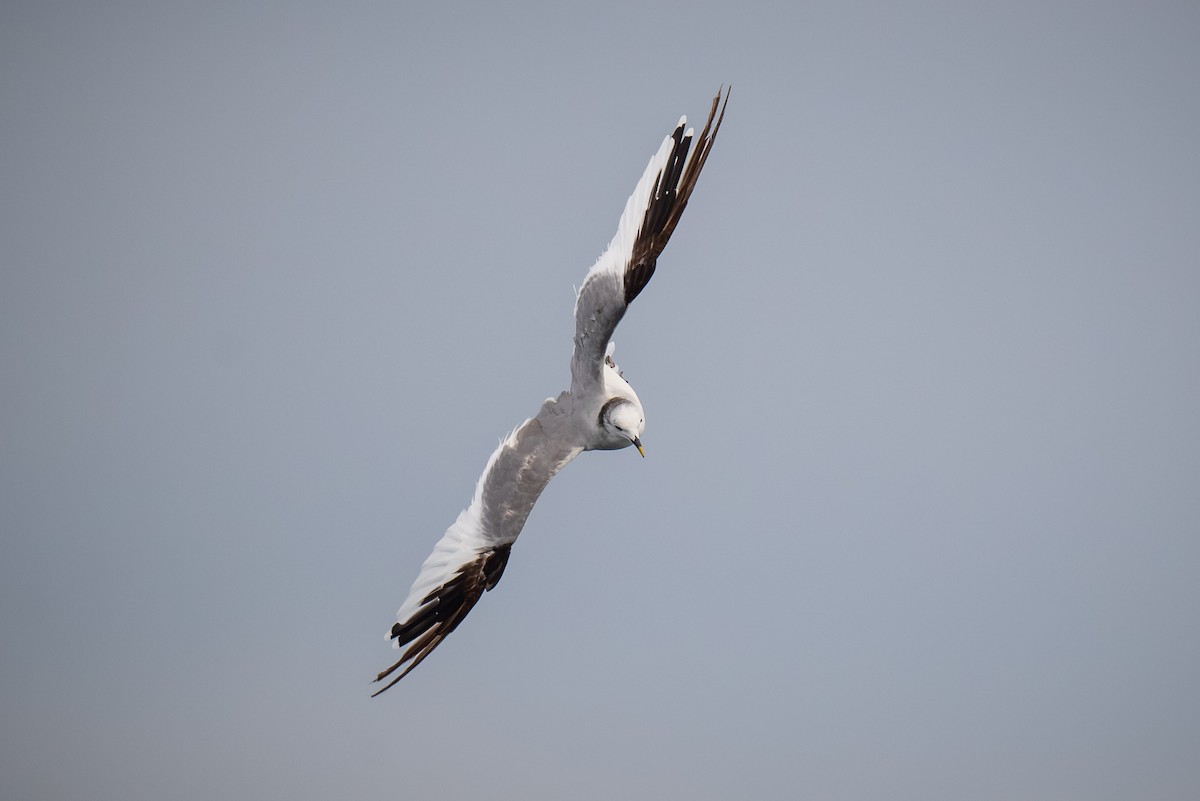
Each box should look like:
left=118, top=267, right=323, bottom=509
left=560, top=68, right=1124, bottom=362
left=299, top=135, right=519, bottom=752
left=2, top=2, right=1198, bottom=799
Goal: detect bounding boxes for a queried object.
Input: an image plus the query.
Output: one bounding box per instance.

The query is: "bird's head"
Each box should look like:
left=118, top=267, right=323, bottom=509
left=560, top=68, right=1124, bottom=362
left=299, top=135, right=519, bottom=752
left=600, top=397, right=646, bottom=457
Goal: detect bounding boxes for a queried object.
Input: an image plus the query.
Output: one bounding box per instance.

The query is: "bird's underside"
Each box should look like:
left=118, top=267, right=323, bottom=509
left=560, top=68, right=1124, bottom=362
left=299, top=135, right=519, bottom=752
left=373, top=88, right=728, bottom=695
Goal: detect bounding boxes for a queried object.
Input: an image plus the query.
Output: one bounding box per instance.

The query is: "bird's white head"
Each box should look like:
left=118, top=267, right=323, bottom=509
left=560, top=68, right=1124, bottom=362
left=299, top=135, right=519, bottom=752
left=599, top=397, right=646, bottom=457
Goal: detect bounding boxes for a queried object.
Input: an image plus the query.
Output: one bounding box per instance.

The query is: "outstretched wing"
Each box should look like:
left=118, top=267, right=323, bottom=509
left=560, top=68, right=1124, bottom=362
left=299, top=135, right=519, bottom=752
left=373, top=401, right=581, bottom=695
left=570, top=87, right=728, bottom=394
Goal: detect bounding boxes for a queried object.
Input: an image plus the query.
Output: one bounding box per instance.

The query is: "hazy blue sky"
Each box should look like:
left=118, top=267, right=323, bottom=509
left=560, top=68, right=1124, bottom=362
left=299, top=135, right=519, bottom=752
left=2, top=2, right=1198, bottom=799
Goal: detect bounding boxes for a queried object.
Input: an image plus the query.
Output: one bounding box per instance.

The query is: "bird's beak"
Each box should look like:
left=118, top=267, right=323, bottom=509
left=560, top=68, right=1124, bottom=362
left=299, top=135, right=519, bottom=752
left=632, top=437, right=645, bottom=458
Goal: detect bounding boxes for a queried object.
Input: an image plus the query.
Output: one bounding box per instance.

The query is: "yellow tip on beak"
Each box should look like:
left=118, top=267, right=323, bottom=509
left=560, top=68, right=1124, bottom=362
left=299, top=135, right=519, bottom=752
left=633, top=437, right=645, bottom=458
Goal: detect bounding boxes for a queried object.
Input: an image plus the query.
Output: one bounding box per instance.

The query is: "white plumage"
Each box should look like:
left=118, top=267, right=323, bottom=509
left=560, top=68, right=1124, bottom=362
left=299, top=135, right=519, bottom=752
left=374, top=89, right=728, bottom=695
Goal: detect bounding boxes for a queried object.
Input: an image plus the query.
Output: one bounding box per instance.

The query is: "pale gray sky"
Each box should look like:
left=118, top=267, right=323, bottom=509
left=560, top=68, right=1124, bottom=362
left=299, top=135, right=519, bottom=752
left=2, top=2, right=1198, bottom=800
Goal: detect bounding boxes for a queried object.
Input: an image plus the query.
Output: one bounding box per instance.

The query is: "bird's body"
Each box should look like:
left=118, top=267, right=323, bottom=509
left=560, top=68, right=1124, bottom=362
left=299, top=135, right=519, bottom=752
left=374, top=89, right=728, bottom=695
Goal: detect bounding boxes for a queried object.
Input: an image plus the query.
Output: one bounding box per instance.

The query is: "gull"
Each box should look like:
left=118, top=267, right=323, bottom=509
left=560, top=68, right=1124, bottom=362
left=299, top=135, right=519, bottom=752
left=373, top=88, right=728, bottom=695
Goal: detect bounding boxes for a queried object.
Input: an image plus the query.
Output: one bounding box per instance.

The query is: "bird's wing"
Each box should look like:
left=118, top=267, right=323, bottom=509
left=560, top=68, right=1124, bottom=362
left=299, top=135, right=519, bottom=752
left=570, top=87, right=728, bottom=394
left=373, top=401, right=581, bottom=695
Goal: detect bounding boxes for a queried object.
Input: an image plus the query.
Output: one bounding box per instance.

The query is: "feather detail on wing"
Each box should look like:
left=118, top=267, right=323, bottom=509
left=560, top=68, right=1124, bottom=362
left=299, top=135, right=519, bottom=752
left=570, top=87, right=729, bottom=393
left=373, top=401, right=581, bottom=694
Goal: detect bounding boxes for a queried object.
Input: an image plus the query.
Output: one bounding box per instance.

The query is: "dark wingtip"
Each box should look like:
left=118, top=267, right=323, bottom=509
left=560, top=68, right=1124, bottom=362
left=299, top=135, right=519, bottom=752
left=371, top=544, right=514, bottom=697
left=623, top=258, right=657, bottom=305
left=623, top=87, right=729, bottom=307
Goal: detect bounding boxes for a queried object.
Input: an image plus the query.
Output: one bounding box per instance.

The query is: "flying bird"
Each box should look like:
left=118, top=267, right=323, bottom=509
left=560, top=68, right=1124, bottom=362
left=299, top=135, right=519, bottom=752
left=374, top=88, right=729, bottom=695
